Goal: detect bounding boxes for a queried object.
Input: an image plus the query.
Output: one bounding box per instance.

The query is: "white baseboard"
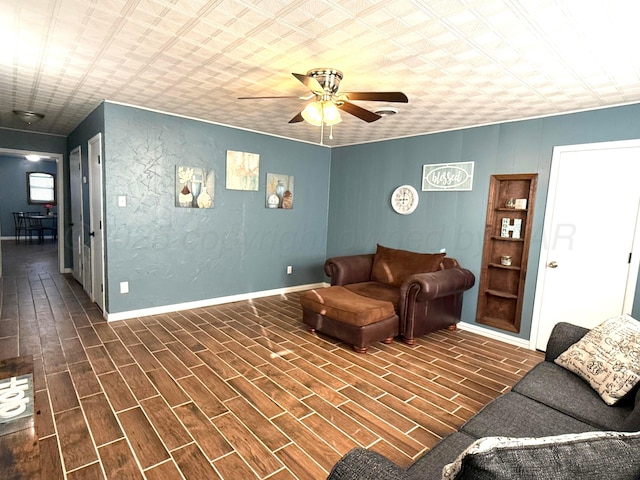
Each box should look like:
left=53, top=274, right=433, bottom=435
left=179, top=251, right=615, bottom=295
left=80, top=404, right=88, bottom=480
left=106, top=282, right=329, bottom=322
left=458, top=321, right=533, bottom=350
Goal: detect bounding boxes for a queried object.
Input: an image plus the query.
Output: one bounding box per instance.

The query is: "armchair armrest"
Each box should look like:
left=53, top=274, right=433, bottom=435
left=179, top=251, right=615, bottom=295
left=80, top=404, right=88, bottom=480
left=400, top=267, right=475, bottom=301
left=399, top=268, right=475, bottom=342
left=544, top=322, right=589, bottom=362
left=324, top=254, right=374, bottom=286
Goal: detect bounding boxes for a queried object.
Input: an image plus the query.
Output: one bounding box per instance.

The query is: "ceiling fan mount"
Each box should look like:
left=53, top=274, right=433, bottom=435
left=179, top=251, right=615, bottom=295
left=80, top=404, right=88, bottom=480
left=305, top=68, right=343, bottom=95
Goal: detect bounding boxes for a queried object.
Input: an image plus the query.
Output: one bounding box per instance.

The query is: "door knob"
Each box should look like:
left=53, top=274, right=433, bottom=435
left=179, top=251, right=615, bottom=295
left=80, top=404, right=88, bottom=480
left=548, top=261, right=558, bottom=268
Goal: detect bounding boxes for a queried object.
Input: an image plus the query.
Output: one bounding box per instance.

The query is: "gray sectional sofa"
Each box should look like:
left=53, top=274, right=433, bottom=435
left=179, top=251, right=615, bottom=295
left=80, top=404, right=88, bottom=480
left=327, top=322, right=640, bottom=479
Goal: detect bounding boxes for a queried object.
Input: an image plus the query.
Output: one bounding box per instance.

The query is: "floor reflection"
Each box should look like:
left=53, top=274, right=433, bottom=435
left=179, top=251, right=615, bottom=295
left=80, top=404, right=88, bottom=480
left=1, top=240, right=58, bottom=278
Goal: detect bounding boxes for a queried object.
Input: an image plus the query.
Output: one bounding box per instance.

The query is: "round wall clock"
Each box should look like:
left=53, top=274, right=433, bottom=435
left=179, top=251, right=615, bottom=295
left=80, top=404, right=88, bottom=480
left=391, top=185, right=419, bottom=215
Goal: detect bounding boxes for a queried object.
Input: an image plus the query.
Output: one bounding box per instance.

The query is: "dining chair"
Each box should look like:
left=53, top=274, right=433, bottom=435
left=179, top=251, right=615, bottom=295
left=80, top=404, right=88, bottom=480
left=24, top=215, right=44, bottom=243
left=12, top=212, right=27, bottom=243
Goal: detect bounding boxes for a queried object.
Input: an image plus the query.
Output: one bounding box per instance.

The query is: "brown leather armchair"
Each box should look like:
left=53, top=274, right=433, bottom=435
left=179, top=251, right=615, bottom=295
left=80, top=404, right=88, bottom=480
left=324, top=250, right=475, bottom=345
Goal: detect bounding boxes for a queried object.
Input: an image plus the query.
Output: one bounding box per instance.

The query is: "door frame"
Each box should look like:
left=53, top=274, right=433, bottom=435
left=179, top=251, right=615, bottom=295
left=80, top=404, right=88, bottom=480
left=0, top=147, right=65, bottom=274
left=530, top=139, right=640, bottom=349
left=69, top=146, right=84, bottom=284
left=88, top=133, right=105, bottom=313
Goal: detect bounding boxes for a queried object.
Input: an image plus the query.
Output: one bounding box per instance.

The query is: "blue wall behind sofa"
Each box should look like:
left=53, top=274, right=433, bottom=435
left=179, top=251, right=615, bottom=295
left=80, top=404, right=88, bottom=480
left=102, top=103, right=331, bottom=314
left=328, top=103, right=640, bottom=340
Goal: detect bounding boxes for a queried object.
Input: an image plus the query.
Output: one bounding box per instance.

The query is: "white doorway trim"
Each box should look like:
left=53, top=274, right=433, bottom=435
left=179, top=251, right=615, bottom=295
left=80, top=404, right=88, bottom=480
left=88, top=133, right=105, bottom=313
left=530, top=139, right=640, bottom=350
left=0, top=147, right=65, bottom=274
left=69, top=146, right=84, bottom=284
left=626, top=206, right=640, bottom=312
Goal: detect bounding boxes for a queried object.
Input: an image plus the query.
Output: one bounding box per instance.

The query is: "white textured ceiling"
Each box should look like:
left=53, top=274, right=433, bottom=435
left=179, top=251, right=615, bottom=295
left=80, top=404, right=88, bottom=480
left=1, top=0, right=640, bottom=147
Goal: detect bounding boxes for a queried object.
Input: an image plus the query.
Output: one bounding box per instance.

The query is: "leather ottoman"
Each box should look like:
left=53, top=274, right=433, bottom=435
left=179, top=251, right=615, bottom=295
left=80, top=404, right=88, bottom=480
left=299, top=286, right=399, bottom=353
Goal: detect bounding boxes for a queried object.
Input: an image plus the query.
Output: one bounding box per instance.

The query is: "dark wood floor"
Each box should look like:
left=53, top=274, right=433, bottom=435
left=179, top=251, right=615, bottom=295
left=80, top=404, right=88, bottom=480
left=0, top=240, right=543, bottom=479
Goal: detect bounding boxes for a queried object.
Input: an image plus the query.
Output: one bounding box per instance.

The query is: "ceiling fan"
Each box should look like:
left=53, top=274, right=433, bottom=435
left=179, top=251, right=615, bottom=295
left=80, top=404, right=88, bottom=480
left=238, top=68, right=408, bottom=126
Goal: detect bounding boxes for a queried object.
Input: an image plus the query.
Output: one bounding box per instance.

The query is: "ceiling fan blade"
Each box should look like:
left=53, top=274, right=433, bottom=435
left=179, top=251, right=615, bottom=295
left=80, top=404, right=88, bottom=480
left=288, top=111, right=304, bottom=123
left=292, top=73, right=324, bottom=93
left=238, top=95, right=301, bottom=99
left=343, top=92, right=408, bottom=103
left=339, top=101, right=382, bottom=123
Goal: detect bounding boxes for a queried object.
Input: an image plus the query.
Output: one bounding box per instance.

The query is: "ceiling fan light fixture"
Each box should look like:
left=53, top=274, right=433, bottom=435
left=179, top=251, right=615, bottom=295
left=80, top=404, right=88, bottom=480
left=13, top=110, right=45, bottom=125
left=301, top=101, right=342, bottom=126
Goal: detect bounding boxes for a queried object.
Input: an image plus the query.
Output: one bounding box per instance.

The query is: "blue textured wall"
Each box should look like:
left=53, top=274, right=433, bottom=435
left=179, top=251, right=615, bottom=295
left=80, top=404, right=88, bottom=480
left=0, top=156, right=57, bottom=236
left=328, top=104, right=640, bottom=339
left=0, top=127, right=66, bottom=154
left=102, top=103, right=330, bottom=313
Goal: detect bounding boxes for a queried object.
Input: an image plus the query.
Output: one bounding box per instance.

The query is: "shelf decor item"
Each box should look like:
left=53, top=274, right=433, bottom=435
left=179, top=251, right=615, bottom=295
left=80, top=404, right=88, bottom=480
left=476, top=173, right=538, bottom=333
left=501, top=218, right=522, bottom=238
left=515, top=198, right=528, bottom=209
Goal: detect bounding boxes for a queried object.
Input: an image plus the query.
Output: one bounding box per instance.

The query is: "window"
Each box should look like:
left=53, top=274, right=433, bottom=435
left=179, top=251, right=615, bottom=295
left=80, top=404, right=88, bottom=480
left=27, top=172, right=56, bottom=205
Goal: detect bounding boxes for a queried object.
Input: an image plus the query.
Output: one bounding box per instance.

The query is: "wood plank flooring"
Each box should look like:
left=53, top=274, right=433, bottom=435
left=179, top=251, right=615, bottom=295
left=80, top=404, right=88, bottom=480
left=0, top=240, right=543, bottom=479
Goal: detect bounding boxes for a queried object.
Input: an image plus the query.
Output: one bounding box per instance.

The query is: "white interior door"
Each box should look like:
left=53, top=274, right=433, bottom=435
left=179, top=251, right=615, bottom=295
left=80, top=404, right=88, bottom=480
left=532, top=140, right=640, bottom=350
left=70, top=146, right=83, bottom=284
left=88, top=134, right=105, bottom=312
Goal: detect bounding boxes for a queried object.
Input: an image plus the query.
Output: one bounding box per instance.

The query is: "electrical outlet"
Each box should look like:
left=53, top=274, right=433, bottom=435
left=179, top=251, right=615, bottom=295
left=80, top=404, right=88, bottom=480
left=286, top=265, right=293, bottom=274
left=120, top=281, right=129, bottom=294
left=439, top=248, right=446, bottom=253
left=118, top=195, right=127, bottom=207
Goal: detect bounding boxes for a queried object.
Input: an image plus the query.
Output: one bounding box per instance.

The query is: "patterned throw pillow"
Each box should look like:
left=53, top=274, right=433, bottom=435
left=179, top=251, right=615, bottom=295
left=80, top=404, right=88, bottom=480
left=441, top=431, right=640, bottom=480
left=554, top=314, right=640, bottom=405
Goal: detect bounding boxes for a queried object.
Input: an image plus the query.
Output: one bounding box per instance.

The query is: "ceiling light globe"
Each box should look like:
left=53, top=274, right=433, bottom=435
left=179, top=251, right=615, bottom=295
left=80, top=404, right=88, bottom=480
left=322, top=103, right=342, bottom=126
left=301, top=102, right=324, bottom=126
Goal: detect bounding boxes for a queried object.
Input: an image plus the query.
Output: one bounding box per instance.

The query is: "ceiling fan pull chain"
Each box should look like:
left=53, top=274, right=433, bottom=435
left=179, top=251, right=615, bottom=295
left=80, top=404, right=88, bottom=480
left=329, top=124, right=334, bottom=140
left=320, top=118, right=325, bottom=145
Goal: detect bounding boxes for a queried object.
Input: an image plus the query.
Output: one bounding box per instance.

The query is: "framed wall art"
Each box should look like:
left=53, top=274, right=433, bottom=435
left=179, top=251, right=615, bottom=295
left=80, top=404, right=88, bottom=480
left=422, top=161, right=474, bottom=191
left=226, top=150, right=259, bottom=191
left=176, top=166, right=215, bottom=208
left=266, top=173, right=294, bottom=209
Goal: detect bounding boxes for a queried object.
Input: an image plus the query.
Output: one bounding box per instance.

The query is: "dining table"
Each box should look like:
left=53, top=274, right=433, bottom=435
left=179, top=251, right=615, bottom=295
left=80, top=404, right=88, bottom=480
left=17, top=213, right=57, bottom=243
